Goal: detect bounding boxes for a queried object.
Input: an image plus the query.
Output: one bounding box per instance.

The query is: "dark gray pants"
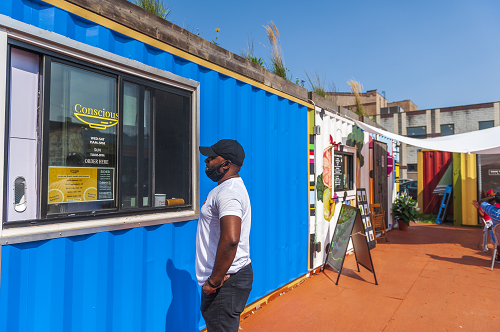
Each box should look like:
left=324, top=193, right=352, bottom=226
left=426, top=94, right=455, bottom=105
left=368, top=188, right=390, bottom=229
left=201, top=263, right=253, bottom=332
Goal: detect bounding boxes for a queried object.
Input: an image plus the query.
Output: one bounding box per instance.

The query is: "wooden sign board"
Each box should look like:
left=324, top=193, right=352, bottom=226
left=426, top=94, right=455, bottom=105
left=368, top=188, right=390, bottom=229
left=324, top=204, right=378, bottom=285
left=357, top=188, right=376, bottom=249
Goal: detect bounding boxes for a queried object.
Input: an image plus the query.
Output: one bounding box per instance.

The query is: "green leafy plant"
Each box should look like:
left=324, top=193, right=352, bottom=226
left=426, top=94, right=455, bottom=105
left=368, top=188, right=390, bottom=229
left=346, top=124, right=364, bottom=167
left=212, top=28, right=221, bottom=46
left=263, top=21, right=290, bottom=80
left=241, top=32, right=265, bottom=66
left=392, top=195, right=420, bottom=226
left=134, top=0, right=171, bottom=19
left=295, top=77, right=305, bottom=87
left=305, top=70, right=326, bottom=97
left=316, top=174, right=326, bottom=201
left=417, top=214, right=437, bottom=224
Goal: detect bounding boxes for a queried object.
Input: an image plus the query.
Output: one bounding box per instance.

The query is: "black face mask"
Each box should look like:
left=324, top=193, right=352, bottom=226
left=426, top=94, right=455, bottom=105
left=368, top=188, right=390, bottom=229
left=205, top=161, right=229, bottom=182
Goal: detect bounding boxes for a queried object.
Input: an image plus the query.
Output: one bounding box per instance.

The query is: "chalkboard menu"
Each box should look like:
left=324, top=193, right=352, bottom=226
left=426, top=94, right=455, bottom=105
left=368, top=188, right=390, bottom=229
left=357, top=188, right=375, bottom=250
left=325, top=204, right=357, bottom=274
left=324, top=204, right=378, bottom=285
left=333, top=154, right=344, bottom=190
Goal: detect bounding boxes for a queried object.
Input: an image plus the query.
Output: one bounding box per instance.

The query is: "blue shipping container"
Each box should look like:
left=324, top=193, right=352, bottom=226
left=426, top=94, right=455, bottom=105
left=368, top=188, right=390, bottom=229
left=0, top=0, right=309, bottom=331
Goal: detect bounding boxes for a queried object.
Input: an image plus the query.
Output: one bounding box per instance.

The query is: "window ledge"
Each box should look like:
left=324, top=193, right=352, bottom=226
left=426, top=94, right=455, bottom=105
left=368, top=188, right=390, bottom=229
left=0, top=209, right=199, bottom=245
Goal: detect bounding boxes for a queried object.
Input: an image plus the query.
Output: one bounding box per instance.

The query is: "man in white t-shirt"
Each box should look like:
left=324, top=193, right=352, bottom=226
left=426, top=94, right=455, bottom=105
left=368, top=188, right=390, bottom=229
left=197, top=139, right=252, bottom=332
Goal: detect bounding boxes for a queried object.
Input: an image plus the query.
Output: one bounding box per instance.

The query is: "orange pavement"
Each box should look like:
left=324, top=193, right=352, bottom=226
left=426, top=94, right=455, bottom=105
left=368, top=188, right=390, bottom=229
left=240, top=223, right=500, bottom=331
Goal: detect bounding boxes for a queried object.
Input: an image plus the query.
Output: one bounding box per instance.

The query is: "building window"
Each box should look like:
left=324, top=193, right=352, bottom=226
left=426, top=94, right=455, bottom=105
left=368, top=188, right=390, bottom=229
left=7, top=45, right=194, bottom=224
left=407, top=164, right=417, bottom=172
left=333, top=153, right=354, bottom=191
left=479, top=121, right=494, bottom=130
left=406, top=126, right=426, bottom=139
left=440, top=124, right=454, bottom=136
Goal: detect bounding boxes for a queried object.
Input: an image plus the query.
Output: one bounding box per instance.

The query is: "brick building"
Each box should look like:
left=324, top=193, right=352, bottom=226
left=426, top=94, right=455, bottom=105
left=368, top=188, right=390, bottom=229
left=326, top=89, right=388, bottom=116
left=378, top=101, right=500, bottom=180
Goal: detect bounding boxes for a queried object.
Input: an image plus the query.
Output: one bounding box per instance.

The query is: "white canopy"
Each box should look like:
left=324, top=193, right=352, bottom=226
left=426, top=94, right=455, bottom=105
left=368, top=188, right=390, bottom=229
left=354, top=120, right=498, bottom=155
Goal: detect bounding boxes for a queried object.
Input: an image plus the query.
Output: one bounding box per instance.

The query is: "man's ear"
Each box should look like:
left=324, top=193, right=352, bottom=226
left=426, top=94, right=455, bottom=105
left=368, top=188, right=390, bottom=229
left=222, top=160, right=232, bottom=170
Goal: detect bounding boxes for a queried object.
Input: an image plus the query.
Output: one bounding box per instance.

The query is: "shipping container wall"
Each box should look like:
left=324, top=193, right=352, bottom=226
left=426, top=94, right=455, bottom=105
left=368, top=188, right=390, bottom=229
left=451, top=153, right=477, bottom=226
left=358, top=131, right=371, bottom=193
left=375, top=135, right=396, bottom=228
left=452, top=153, right=463, bottom=226
left=309, top=110, right=373, bottom=269
left=459, top=153, right=478, bottom=225
left=310, top=108, right=356, bottom=268
left=368, top=134, right=396, bottom=228
left=417, top=151, right=453, bottom=215
left=0, top=2, right=309, bottom=331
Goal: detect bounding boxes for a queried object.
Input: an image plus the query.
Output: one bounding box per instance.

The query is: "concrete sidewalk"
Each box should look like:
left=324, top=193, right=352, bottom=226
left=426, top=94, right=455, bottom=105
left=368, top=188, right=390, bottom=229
left=240, top=223, right=500, bottom=331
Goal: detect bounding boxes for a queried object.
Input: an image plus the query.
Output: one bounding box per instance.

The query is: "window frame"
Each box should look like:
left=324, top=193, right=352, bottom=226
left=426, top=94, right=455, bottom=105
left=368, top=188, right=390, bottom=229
left=406, top=126, right=427, bottom=139
left=4, top=38, right=199, bottom=228
left=333, top=151, right=355, bottom=192
left=479, top=120, right=494, bottom=130
left=440, top=124, right=454, bottom=136
left=407, top=164, right=418, bottom=172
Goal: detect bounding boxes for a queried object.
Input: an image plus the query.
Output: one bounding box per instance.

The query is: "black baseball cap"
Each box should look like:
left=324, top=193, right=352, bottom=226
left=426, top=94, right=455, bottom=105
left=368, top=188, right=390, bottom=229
left=199, top=139, right=245, bottom=166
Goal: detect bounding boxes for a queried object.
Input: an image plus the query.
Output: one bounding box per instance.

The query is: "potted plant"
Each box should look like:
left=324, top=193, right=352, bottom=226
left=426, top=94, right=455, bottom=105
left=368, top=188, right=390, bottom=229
left=392, top=195, right=420, bottom=231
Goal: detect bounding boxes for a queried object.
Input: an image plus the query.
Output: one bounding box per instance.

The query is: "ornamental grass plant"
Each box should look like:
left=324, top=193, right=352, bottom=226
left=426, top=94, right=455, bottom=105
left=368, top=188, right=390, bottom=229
left=305, top=70, right=326, bottom=98
left=263, top=21, right=290, bottom=80
left=347, top=79, right=366, bottom=117
left=241, top=32, right=265, bottom=66
left=134, top=0, right=171, bottom=20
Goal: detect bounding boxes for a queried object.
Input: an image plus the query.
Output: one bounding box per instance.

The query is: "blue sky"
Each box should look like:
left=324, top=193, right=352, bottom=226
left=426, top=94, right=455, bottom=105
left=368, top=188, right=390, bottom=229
left=159, top=0, right=500, bottom=110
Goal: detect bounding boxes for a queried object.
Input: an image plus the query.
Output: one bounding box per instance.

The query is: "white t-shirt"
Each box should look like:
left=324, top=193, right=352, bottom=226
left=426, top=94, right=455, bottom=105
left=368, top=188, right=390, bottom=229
left=195, top=177, right=251, bottom=286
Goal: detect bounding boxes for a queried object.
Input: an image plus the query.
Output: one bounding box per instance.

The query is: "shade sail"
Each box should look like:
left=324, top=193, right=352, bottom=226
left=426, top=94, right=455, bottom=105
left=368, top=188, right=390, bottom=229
left=354, top=120, right=498, bottom=154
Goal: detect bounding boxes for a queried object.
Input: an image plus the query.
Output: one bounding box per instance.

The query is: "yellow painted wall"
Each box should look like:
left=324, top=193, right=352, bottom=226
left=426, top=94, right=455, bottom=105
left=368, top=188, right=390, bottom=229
left=460, top=153, right=478, bottom=225
left=395, top=162, right=400, bottom=192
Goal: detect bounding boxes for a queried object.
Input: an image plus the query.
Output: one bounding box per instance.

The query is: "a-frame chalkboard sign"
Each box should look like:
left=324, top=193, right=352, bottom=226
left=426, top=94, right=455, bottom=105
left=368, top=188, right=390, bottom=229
left=323, top=204, right=378, bottom=285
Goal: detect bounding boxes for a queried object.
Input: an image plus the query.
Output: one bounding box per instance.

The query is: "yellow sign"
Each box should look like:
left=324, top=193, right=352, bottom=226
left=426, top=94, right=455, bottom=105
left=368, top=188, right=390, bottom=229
left=48, top=167, right=114, bottom=204
left=74, top=104, right=118, bottom=130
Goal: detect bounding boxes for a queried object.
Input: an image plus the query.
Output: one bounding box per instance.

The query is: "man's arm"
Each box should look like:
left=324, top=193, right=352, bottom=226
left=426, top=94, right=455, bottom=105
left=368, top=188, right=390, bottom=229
left=476, top=196, right=496, bottom=205
left=202, top=215, right=241, bottom=295
left=475, top=197, right=500, bottom=223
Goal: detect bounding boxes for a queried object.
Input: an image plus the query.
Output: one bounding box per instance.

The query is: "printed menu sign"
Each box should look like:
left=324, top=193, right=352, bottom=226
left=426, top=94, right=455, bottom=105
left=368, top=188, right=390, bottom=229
left=357, top=188, right=375, bottom=250
left=84, top=132, right=114, bottom=166
left=333, top=154, right=344, bottom=189
left=48, top=167, right=115, bottom=204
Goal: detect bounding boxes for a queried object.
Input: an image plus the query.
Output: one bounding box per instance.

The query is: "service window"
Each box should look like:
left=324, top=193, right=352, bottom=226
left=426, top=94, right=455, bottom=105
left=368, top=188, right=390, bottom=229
left=46, top=61, right=118, bottom=215
left=6, top=44, right=195, bottom=226
left=333, top=152, right=354, bottom=191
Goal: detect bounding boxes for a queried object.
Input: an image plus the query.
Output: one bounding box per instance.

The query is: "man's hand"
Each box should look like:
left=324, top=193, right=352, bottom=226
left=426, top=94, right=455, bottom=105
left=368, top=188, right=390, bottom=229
left=202, top=274, right=231, bottom=295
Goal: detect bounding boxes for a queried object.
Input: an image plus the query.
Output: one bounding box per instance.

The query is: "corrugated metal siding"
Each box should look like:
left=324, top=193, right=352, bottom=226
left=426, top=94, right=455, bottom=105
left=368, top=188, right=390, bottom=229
left=452, top=153, right=463, bottom=226
left=459, top=153, right=477, bottom=225
left=420, top=151, right=453, bottom=214
left=0, top=1, right=309, bottom=331
left=311, top=110, right=355, bottom=269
